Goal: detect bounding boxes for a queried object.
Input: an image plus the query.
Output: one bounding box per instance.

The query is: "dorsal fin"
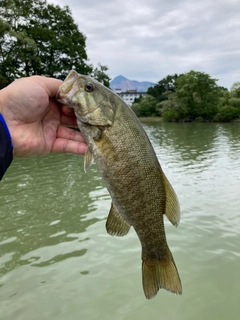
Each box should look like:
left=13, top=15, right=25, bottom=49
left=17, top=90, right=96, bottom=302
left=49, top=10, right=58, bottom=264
left=162, top=172, right=180, bottom=227
left=106, top=203, right=131, bottom=236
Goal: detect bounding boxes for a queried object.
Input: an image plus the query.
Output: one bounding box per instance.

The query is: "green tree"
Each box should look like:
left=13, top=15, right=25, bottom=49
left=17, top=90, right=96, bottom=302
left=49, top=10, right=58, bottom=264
left=160, top=71, right=221, bottom=121
left=131, top=95, right=158, bottom=117
left=176, top=71, right=220, bottom=120
left=228, top=82, right=240, bottom=109
left=91, top=64, right=111, bottom=88
left=131, top=102, right=141, bottom=117
left=213, top=105, right=239, bottom=122
left=230, top=82, right=240, bottom=98
left=212, top=82, right=240, bottom=122
left=0, top=18, right=15, bottom=87
left=0, top=0, right=109, bottom=88
left=147, top=74, right=180, bottom=101
left=160, top=92, right=185, bottom=121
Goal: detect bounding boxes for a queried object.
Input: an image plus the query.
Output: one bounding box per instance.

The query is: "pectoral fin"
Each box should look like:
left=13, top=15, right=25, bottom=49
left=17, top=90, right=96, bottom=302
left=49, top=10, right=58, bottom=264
left=84, top=147, right=94, bottom=172
left=106, top=203, right=131, bottom=236
left=162, top=172, right=180, bottom=227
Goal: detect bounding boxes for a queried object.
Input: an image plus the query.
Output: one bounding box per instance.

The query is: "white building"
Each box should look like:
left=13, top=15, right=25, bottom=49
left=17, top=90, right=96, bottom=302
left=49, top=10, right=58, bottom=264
left=114, top=88, right=147, bottom=106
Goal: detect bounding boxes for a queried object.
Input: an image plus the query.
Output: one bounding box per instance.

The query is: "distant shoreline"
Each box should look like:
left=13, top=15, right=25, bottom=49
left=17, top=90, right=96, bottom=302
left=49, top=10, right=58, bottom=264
left=138, top=117, right=240, bottom=123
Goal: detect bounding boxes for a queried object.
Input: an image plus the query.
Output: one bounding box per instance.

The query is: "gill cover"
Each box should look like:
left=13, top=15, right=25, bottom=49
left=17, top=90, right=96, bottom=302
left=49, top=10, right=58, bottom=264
left=84, top=99, right=116, bottom=126
left=79, top=76, right=117, bottom=127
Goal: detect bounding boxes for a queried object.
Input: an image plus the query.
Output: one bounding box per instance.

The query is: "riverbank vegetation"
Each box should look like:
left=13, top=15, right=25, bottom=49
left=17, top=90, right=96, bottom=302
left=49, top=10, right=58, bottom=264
left=132, top=71, right=240, bottom=122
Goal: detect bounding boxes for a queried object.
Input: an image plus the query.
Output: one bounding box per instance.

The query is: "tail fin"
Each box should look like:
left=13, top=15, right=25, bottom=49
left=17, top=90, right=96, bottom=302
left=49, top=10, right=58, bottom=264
left=142, top=251, right=182, bottom=299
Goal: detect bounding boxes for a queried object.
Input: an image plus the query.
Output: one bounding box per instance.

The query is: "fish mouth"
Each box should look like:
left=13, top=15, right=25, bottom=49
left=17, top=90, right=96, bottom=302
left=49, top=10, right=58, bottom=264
left=56, top=90, right=67, bottom=104
left=56, top=70, right=79, bottom=105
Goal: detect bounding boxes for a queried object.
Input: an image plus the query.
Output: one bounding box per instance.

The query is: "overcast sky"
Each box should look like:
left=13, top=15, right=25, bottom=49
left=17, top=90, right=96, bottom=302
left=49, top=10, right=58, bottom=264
left=51, top=0, right=240, bottom=89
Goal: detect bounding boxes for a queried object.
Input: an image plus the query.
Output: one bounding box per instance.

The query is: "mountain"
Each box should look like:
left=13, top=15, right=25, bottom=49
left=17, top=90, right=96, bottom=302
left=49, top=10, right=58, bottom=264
left=110, top=75, right=156, bottom=92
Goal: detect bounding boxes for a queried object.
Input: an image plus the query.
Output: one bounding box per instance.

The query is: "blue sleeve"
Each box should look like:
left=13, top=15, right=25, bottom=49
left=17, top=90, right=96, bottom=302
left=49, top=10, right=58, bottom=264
left=0, top=114, right=13, bottom=180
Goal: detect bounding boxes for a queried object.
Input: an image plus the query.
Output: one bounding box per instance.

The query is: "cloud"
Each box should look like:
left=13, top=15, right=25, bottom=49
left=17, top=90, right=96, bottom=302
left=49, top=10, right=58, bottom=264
left=51, top=0, right=240, bottom=88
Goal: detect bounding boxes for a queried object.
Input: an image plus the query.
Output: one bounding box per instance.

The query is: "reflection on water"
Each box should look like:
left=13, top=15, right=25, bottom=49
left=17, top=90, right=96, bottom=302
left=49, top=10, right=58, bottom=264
left=0, top=154, right=104, bottom=276
left=1, top=123, right=240, bottom=320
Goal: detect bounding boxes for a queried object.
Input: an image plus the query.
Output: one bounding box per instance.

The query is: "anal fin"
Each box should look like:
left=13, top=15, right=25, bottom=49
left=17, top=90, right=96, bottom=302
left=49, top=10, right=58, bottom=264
left=106, top=203, right=131, bottom=236
left=162, top=172, right=180, bottom=227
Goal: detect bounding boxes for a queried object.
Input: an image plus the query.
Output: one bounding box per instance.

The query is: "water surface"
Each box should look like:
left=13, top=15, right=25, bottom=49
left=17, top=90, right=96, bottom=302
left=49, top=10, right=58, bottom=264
left=1, top=122, right=240, bottom=320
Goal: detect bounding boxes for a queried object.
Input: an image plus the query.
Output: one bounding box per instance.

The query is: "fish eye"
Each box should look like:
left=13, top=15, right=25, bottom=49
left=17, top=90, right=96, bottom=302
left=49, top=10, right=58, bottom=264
left=85, top=83, right=94, bottom=92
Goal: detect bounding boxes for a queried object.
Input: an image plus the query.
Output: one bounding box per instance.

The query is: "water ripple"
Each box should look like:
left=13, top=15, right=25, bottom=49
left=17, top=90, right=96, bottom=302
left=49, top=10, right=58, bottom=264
left=1, top=123, right=240, bottom=320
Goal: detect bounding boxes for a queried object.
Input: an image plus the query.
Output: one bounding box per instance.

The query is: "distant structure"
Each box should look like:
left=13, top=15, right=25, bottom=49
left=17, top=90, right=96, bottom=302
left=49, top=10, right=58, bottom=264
left=114, top=88, right=147, bottom=106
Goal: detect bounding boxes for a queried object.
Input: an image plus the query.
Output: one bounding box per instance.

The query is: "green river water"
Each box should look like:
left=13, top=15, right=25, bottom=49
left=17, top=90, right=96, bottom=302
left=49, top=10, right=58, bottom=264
left=0, top=122, right=240, bottom=320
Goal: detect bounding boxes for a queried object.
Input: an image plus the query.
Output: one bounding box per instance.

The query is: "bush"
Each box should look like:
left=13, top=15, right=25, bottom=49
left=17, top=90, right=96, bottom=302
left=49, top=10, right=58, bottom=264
left=213, top=106, right=240, bottom=122
left=162, top=108, right=180, bottom=122
left=229, top=98, right=240, bottom=108
left=131, top=103, right=141, bottom=117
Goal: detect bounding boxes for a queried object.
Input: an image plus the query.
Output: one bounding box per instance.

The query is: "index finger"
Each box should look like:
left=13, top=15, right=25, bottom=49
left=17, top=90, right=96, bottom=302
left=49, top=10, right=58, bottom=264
left=31, top=76, right=63, bottom=98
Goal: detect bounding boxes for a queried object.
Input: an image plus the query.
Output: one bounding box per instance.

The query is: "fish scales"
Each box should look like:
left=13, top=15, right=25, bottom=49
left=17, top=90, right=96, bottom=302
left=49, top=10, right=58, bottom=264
left=56, top=70, right=182, bottom=299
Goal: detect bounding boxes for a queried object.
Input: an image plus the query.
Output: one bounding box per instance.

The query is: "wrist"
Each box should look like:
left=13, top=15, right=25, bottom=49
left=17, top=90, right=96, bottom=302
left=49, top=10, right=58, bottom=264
left=0, top=113, right=13, bottom=147
left=0, top=90, right=13, bottom=147
left=0, top=112, right=13, bottom=180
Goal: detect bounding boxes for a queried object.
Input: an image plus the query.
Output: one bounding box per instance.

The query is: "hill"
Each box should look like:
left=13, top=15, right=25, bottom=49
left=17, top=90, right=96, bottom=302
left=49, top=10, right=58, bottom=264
left=110, top=75, right=155, bottom=92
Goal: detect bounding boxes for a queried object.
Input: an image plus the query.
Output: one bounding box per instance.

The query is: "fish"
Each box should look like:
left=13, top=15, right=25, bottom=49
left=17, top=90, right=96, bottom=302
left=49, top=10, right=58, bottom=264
left=56, top=70, right=182, bottom=299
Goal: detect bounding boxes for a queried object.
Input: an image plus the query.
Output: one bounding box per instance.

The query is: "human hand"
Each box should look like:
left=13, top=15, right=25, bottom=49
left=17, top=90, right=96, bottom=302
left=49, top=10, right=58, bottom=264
left=0, top=76, right=87, bottom=157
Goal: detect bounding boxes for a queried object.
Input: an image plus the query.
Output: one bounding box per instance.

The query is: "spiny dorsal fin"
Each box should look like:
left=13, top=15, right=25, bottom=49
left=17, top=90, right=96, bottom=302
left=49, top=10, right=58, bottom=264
left=106, top=203, right=131, bottom=236
left=84, top=147, right=94, bottom=172
left=162, top=172, right=180, bottom=227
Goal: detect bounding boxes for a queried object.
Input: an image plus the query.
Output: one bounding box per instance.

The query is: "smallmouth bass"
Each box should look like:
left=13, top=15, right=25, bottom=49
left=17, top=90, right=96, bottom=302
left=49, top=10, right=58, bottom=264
left=56, top=70, right=182, bottom=299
